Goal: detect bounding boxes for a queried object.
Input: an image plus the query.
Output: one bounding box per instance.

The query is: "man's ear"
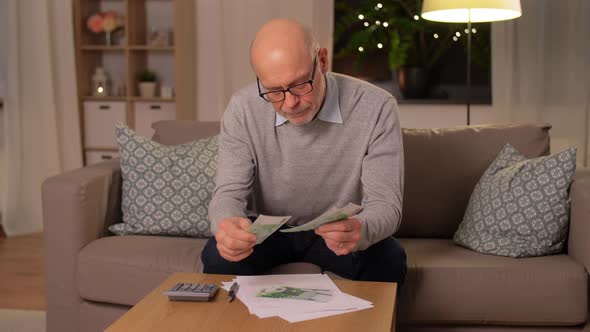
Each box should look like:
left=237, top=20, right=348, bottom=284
left=318, top=48, right=330, bottom=74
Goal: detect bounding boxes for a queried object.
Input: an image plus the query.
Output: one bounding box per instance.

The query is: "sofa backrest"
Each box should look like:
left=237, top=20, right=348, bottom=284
left=399, top=123, right=551, bottom=238
left=151, top=120, right=220, bottom=145
left=151, top=120, right=551, bottom=239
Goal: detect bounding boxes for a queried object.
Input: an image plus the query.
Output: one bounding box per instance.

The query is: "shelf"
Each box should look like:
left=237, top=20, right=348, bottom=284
left=83, top=96, right=127, bottom=101
left=80, top=45, right=174, bottom=51
left=74, top=0, right=195, bottom=166
left=397, top=98, right=492, bottom=105
left=129, top=45, right=175, bottom=51
left=129, top=97, right=175, bottom=102
left=81, top=45, right=126, bottom=51
left=82, top=96, right=176, bottom=102
left=84, top=147, right=119, bottom=152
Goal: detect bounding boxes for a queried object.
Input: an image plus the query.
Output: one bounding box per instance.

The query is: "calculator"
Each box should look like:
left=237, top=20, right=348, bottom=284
left=163, top=283, right=219, bottom=302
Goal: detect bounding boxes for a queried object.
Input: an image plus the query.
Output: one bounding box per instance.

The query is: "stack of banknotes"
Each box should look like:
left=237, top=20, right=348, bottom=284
left=248, top=203, right=362, bottom=244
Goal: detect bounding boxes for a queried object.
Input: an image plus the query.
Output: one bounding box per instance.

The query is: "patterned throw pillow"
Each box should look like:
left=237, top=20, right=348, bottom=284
left=453, top=144, right=576, bottom=258
left=109, top=124, right=217, bottom=238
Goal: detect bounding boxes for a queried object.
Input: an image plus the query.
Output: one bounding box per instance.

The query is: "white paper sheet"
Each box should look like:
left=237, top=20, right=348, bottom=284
left=220, top=274, right=374, bottom=322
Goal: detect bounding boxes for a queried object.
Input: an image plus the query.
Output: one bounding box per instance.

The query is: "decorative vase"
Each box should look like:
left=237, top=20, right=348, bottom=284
left=92, top=67, right=109, bottom=96
left=105, top=31, right=111, bottom=46
left=139, top=82, right=157, bottom=98
left=390, top=69, right=403, bottom=100
left=398, top=67, right=429, bottom=99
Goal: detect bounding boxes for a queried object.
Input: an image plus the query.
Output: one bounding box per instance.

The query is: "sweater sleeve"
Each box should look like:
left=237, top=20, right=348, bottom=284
left=353, top=97, right=404, bottom=251
left=208, top=97, right=255, bottom=235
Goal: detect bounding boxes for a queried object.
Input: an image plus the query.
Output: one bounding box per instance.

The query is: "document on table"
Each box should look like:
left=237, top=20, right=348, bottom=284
left=220, top=274, right=373, bottom=323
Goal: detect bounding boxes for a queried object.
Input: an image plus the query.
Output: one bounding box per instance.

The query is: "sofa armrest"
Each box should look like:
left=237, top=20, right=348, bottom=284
left=568, top=167, right=590, bottom=273
left=41, top=159, right=122, bottom=332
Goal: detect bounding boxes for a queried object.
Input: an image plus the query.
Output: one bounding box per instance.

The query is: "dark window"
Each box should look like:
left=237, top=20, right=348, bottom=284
left=333, top=0, right=491, bottom=104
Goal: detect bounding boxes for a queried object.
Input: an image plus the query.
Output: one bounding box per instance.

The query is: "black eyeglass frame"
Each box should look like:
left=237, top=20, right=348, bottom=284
left=256, top=52, right=319, bottom=103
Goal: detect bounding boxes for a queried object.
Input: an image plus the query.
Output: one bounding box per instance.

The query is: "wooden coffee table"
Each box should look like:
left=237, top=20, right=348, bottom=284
left=106, top=272, right=397, bottom=332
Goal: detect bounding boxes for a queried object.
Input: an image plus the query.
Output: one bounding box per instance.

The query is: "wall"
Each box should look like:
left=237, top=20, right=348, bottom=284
left=194, top=1, right=505, bottom=129
left=0, top=0, right=6, bottom=212
left=398, top=104, right=495, bottom=128
left=195, top=0, right=334, bottom=121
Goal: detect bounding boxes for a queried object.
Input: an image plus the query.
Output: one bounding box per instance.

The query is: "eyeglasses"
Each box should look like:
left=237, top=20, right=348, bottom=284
left=257, top=52, right=318, bottom=103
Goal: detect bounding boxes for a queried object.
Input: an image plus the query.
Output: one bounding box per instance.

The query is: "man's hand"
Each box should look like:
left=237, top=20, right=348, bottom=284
left=216, top=217, right=257, bottom=262
left=315, top=218, right=362, bottom=256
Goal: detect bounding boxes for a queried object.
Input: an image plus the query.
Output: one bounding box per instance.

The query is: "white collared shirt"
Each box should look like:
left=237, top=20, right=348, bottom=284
left=275, top=72, right=343, bottom=126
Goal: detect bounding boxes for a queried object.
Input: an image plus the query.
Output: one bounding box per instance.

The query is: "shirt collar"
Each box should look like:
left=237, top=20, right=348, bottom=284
left=275, top=72, right=343, bottom=126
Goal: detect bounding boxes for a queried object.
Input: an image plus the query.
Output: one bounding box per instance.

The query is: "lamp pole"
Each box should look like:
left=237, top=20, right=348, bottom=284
left=421, top=1, right=522, bottom=126
left=467, top=10, right=472, bottom=125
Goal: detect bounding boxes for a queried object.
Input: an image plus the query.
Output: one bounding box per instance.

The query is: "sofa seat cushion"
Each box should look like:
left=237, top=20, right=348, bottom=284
left=398, top=238, right=588, bottom=326
left=77, top=236, right=323, bottom=306
left=78, top=235, right=208, bottom=306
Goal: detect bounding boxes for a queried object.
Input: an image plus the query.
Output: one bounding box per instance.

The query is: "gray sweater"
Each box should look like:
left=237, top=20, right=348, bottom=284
left=209, top=72, right=404, bottom=250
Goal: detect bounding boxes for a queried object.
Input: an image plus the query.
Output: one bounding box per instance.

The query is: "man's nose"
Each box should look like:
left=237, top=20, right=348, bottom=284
left=282, top=91, right=299, bottom=109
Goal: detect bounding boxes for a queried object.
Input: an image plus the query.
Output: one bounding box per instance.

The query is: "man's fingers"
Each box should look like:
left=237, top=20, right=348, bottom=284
left=316, top=221, right=352, bottom=233
left=225, top=226, right=256, bottom=244
left=315, top=218, right=362, bottom=256
left=217, top=227, right=255, bottom=251
left=319, top=231, right=348, bottom=243
left=317, top=229, right=360, bottom=243
left=325, top=238, right=353, bottom=256
left=218, top=242, right=252, bottom=259
left=215, top=217, right=257, bottom=262
left=218, top=244, right=253, bottom=262
left=218, top=242, right=249, bottom=258
left=316, top=218, right=360, bottom=234
left=222, top=237, right=255, bottom=251
left=237, top=218, right=254, bottom=230
left=220, top=218, right=256, bottom=243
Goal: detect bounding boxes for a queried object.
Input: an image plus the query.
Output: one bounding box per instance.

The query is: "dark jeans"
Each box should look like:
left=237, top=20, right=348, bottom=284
left=201, top=227, right=407, bottom=285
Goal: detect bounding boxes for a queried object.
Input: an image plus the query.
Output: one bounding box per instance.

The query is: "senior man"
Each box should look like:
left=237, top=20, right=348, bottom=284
left=202, top=18, right=406, bottom=283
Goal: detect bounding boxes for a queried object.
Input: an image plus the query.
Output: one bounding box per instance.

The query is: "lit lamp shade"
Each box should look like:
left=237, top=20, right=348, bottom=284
left=421, top=0, right=522, bottom=23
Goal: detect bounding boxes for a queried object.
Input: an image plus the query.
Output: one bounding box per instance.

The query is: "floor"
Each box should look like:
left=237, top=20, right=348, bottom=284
left=0, top=232, right=45, bottom=310
left=0, top=232, right=46, bottom=331
left=0, top=309, right=45, bottom=332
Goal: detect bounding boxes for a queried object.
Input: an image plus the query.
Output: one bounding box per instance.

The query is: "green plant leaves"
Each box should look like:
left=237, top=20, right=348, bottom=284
left=334, top=0, right=487, bottom=70
left=388, top=30, right=409, bottom=70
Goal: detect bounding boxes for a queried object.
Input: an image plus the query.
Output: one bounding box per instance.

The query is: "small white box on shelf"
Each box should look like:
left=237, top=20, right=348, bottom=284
left=83, top=101, right=126, bottom=148
left=134, top=101, right=176, bottom=138
left=85, top=151, right=120, bottom=165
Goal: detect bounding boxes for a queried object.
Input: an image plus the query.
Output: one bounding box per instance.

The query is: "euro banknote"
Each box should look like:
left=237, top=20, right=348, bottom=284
left=279, top=203, right=362, bottom=233
left=248, top=215, right=291, bottom=244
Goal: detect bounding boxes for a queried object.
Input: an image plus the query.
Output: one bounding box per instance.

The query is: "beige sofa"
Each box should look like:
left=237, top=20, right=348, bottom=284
left=42, top=121, right=589, bottom=332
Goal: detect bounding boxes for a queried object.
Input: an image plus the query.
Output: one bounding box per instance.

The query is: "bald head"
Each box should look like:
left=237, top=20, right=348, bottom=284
left=250, top=19, right=329, bottom=125
left=250, top=19, right=319, bottom=77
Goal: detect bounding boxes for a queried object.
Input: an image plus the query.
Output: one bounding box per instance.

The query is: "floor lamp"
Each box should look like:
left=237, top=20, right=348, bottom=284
left=421, top=0, right=522, bottom=125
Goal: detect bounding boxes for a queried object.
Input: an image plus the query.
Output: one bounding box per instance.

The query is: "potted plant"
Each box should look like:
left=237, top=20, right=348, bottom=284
left=334, top=0, right=462, bottom=98
left=137, top=69, right=157, bottom=98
